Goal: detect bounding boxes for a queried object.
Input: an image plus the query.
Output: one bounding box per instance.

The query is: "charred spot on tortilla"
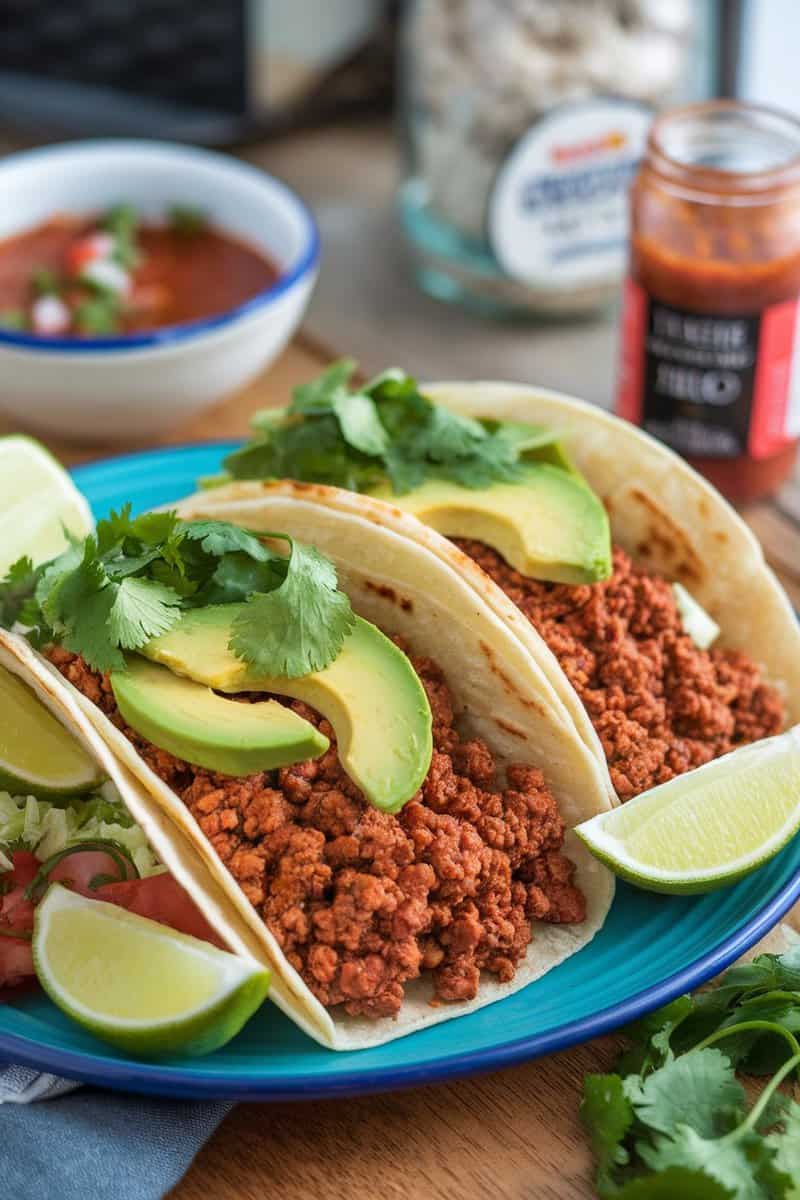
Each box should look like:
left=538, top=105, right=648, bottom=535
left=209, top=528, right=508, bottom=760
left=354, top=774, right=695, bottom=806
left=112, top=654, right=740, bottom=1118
left=363, top=580, right=414, bottom=612
left=479, top=639, right=547, bottom=717
left=626, top=487, right=704, bottom=584
left=494, top=716, right=527, bottom=740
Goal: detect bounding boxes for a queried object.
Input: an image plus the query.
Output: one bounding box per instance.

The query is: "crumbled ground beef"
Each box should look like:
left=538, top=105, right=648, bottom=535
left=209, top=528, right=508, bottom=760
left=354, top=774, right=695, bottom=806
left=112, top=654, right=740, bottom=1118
left=47, top=645, right=585, bottom=1020
left=453, top=541, right=785, bottom=801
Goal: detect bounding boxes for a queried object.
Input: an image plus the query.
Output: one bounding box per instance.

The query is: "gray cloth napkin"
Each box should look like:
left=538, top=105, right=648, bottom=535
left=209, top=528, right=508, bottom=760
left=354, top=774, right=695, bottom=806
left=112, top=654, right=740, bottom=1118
left=0, top=1065, right=231, bottom=1200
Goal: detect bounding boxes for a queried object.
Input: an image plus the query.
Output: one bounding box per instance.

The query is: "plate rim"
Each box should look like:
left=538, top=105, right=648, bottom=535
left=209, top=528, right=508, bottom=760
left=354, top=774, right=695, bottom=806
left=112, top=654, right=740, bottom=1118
left=0, top=440, right=795, bottom=1101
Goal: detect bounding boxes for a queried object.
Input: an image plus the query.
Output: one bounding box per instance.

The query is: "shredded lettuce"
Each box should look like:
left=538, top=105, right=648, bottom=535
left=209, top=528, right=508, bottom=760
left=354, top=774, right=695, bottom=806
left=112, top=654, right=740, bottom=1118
left=0, top=782, right=163, bottom=878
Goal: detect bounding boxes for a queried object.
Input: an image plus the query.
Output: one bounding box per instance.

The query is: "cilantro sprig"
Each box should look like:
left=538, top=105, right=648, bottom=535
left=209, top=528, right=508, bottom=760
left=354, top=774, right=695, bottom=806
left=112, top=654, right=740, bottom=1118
left=221, top=360, right=562, bottom=495
left=0, top=507, right=354, bottom=678
left=582, top=945, right=800, bottom=1198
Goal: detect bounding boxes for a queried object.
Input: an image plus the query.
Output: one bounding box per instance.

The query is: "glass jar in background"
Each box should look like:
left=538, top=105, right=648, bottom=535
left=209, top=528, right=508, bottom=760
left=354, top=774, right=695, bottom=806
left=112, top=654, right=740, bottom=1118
left=617, top=101, right=800, bottom=503
left=398, top=0, right=698, bottom=318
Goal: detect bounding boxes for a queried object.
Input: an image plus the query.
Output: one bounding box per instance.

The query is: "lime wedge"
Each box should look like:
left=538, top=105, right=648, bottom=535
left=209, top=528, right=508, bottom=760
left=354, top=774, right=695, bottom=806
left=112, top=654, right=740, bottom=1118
left=34, top=884, right=270, bottom=1057
left=575, top=726, right=800, bottom=894
left=0, top=435, right=93, bottom=576
left=0, top=664, right=104, bottom=795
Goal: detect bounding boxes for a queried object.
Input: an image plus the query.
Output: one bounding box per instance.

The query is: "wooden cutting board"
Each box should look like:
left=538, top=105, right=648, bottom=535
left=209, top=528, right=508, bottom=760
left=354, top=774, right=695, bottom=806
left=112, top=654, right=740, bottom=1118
left=5, top=334, right=796, bottom=1200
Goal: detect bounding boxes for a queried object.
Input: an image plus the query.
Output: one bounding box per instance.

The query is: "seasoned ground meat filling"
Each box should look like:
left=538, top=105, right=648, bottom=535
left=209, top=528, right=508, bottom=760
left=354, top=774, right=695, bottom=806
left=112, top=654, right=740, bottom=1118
left=47, top=645, right=585, bottom=1020
left=454, top=540, right=784, bottom=801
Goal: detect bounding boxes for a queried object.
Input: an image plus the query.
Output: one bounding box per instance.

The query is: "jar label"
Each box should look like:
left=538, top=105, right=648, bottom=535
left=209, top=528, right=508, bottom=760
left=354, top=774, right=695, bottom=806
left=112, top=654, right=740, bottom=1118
left=617, top=279, right=800, bottom=459
left=488, top=100, right=651, bottom=289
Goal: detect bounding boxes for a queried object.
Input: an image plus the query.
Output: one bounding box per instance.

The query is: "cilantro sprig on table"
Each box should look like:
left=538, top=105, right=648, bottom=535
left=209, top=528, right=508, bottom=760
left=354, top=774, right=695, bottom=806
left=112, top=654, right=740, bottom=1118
left=0, top=507, right=354, bottom=678
left=582, top=945, right=800, bottom=1198
left=221, top=360, right=559, bottom=494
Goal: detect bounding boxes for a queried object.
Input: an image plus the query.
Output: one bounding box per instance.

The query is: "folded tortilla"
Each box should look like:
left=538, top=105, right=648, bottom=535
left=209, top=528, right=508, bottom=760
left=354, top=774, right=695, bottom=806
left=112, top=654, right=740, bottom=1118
left=4, top=495, right=613, bottom=1050
left=179, top=382, right=800, bottom=808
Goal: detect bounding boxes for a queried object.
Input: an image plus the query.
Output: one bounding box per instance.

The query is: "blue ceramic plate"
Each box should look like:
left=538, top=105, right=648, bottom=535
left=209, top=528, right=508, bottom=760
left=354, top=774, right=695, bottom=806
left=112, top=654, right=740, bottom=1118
left=0, top=442, right=798, bottom=1100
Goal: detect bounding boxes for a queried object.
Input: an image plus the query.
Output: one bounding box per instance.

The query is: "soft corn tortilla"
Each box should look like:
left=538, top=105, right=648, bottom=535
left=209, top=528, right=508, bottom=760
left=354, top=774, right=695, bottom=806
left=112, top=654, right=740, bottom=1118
left=5, top=499, right=613, bottom=1051
left=181, top=382, right=800, bottom=808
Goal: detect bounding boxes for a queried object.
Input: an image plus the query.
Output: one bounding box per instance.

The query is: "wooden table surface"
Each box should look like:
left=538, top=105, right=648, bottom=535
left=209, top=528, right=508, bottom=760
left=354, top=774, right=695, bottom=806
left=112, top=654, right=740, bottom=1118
left=2, top=331, right=795, bottom=1200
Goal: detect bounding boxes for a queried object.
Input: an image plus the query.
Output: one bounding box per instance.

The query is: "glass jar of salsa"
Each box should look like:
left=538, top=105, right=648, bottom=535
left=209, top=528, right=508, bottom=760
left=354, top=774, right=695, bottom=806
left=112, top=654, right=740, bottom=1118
left=617, top=101, right=800, bottom=502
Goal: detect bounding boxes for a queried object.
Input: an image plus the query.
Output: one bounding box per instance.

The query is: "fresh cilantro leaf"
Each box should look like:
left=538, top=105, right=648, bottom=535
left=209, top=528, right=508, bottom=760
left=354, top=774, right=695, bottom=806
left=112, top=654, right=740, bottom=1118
left=38, top=541, right=102, bottom=632
left=229, top=540, right=354, bottom=677
left=581, top=1074, right=633, bottom=1187
left=202, top=552, right=284, bottom=606
left=14, top=509, right=355, bottom=678
left=624, top=1049, right=745, bottom=1139
left=585, top=943, right=800, bottom=1200
left=107, top=578, right=181, bottom=650
left=225, top=413, right=381, bottom=492
left=332, top=391, right=389, bottom=456
left=0, top=556, right=41, bottom=626
left=482, top=419, right=562, bottom=455
left=383, top=446, right=428, bottom=495
left=290, top=359, right=357, bottom=415
left=220, top=361, right=564, bottom=497
left=618, top=995, right=695, bottom=1076
left=603, top=1167, right=735, bottom=1199
left=764, top=1100, right=800, bottom=1199
left=637, top=1126, right=768, bottom=1200
left=131, top=511, right=184, bottom=546
left=182, top=520, right=271, bottom=562
left=421, top=406, right=488, bottom=461
left=168, top=205, right=207, bottom=237
left=60, top=578, right=124, bottom=673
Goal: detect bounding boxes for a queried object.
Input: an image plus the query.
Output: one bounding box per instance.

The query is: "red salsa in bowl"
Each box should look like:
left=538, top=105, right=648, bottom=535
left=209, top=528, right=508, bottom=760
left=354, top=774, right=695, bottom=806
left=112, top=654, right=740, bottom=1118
left=0, top=205, right=281, bottom=338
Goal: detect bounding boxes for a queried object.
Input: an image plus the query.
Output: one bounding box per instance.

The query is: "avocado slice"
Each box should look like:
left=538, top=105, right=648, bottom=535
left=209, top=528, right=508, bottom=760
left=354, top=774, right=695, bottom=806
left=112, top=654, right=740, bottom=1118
left=111, top=656, right=330, bottom=777
left=371, top=462, right=611, bottom=585
left=137, top=607, right=433, bottom=814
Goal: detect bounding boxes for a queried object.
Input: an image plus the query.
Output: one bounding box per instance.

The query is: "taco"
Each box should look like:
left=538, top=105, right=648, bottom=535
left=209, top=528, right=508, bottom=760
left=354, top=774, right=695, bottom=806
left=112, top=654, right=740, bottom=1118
left=193, top=363, right=799, bottom=808
left=0, top=633, right=273, bottom=1020
left=0, top=502, right=613, bottom=1049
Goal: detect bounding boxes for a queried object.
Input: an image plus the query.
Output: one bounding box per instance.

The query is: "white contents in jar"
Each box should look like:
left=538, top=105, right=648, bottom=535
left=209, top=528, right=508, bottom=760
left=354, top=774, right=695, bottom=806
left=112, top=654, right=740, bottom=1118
left=409, top=0, right=693, bottom=244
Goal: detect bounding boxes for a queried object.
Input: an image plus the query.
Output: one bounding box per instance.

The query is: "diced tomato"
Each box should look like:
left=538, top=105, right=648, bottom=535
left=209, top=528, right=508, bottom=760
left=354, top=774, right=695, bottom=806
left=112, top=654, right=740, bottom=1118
left=0, top=938, right=34, bottom=990
left=4, top=851, right=39, bottom=889
left=46, top=849, right=134, bottom=897
left=95, top=872, right=225, bottom=948
left=0, top=853, right=40, bottom=988
left=64, top=233, right=114, bottom=275
left=0, top=855, right=224, bottom=996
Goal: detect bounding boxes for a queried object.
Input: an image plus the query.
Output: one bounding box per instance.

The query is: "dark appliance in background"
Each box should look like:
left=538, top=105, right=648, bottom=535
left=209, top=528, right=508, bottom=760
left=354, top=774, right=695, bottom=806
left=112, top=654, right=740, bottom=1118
left=0, top=0, right=394, bottom=144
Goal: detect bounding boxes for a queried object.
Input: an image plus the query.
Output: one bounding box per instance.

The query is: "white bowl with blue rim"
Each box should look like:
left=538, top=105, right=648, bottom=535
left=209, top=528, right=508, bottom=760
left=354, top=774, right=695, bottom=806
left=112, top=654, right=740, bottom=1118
left=0, top=140, right=319, bottom=442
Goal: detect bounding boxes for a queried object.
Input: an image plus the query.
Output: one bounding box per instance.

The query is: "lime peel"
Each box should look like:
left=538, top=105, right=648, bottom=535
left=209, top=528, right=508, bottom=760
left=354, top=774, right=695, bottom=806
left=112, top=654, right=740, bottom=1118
left=575, top=726, right=800, bottom=894
left=0, top=435, right=93, bottom=577
left=34, top=884, right=270, bottom=1057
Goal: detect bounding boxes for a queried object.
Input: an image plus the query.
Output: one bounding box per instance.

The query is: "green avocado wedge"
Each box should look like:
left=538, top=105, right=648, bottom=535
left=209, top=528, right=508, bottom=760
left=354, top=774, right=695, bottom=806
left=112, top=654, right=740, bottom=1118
left=133, top=606, right=434, bottom=813
left=0, top=664, right=104, bottom=797
left=369, top=462, right=612, bottom=585
left=111, top=656, right=330, bottom=778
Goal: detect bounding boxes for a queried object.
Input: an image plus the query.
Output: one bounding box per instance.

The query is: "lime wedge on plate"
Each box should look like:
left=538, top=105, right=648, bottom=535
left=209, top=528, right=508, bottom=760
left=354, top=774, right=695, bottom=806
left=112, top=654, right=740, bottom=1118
left=0, top=664, right=103, bottom=795
left=34, top=884, right=270, bottom=1057
left=576, top=726, right=800, bottom=894
left=0, top=435, right=93, bottom=576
